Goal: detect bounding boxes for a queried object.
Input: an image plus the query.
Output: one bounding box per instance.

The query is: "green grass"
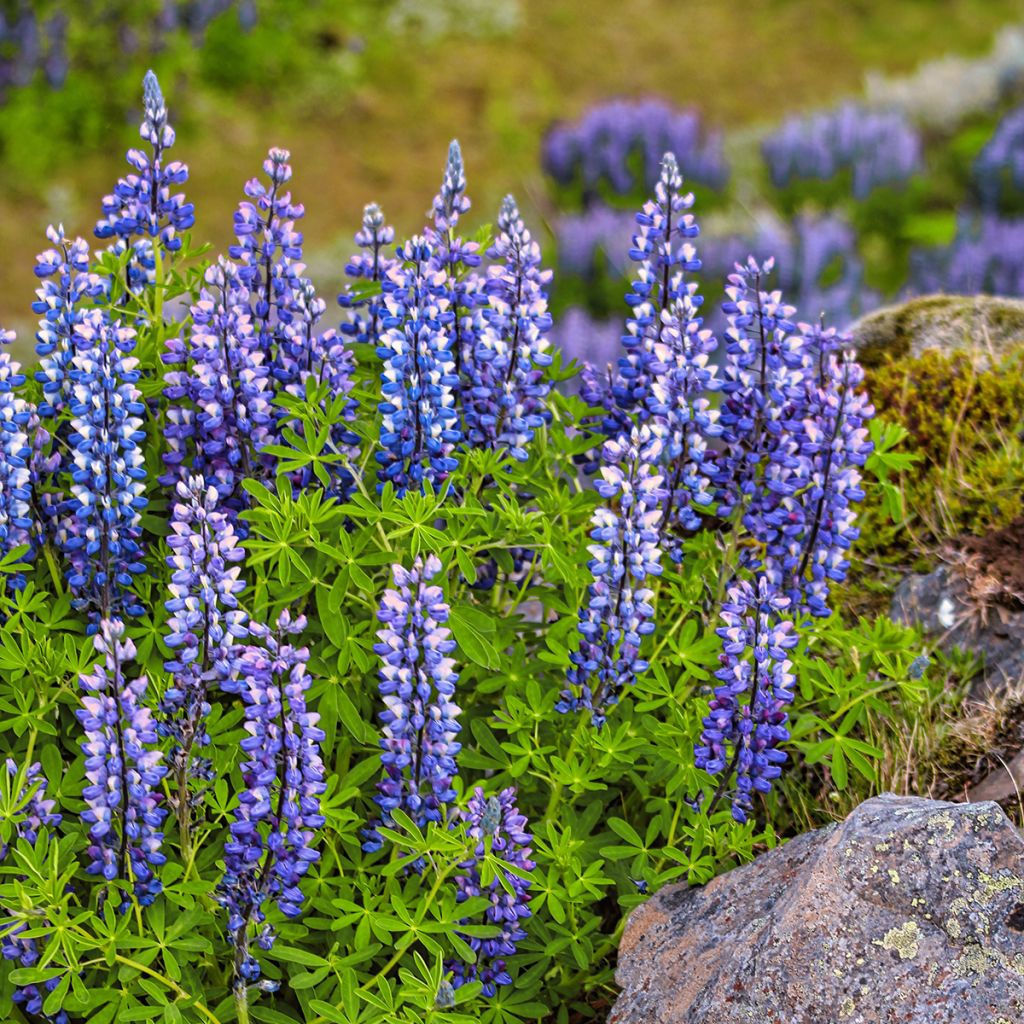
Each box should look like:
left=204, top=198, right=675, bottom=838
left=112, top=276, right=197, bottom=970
left=0, top=0, right=1021, bottom=347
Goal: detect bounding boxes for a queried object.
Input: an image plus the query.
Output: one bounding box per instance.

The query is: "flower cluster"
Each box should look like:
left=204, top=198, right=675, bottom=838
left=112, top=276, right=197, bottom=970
left=427, top=140, right=483, bottom=381
left=95, top=71, right=194, bottom=292
left=162, top=259, right=273, bottom=513
left=0, top=761, right=64, bottom=1024
left=0, top=339, right=32, bottom=578
left=973, top=103, right=1024, bottom=211
left=57, top=309, right=147, bottom=622
left=77, top=620, right=167, bottom=908
left=715, top=256, right=801, bottom=527
left=783, top=324, right=874, bottom=616
left=761, top=102, right=922, bottom=198
left=339, top=202, right=398, bottom=347
left=555, top=205, right=636, bottom=280
left=543, top=98, right=729, bottom=197
left=228, top=147, right=305, bottom=364
left=366, top=555, right=461, bottom=849
left=464, top=195, right=554, bottom=460
left=33, top=226, right=106, bottom=418
left=219, top=611, right=325, bottom=988
left=910, top=213, right=1024, bottom=298
left=376, top=238, right=462, bottom=495
left=164, top=476, right=247, bottom=762
left=448, top=788, right=534, bottom=996
left=560, top=426, right=666, bottom=727
left=695, top=577, right=798, bottom=822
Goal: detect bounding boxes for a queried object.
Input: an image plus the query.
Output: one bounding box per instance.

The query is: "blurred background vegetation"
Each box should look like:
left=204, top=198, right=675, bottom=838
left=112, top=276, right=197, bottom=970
left=2, top=0, right=1024, bottom=348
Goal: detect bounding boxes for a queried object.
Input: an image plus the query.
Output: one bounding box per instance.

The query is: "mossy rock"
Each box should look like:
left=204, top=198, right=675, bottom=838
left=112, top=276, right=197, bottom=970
left=851, top=293, right=1024, bottom=368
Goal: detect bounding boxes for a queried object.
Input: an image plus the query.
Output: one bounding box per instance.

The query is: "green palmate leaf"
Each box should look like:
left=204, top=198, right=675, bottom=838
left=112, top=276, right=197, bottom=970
left=449, top=603, right=501, bottom=670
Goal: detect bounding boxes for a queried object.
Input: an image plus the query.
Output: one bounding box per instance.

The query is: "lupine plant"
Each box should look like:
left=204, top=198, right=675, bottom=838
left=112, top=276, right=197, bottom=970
left=0, top=72, right=929, bottom=1024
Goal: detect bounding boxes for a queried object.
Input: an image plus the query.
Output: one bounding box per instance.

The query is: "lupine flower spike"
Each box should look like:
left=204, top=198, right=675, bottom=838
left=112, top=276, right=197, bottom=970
left=34, top=226, right=106, bottom=418
left=781, top=322, right=874, bottom=614
left=339, top=202, right=397, bottom=347
left=164, top=476, right=248, bottom=845
left=56, top=310, right=148, bottom=623
left=465, top=194, right=554, bottom=461
left=161, top=259, right=274, bottom=515
left=365, top=555, right=461, bottom=852
left=427, top=139, right=482, bottom=382
left=96, top=70, right=194, bottom=294
left=560, top=425, right=667, bottom=727
left=696, top=577, right=798, bottom=822
left=447, top=788, right=534, bottom=996
left=376, top=238, right=462, bottom=496
left=1, top=761, right=64, bottom=1023
left=77, top=620, right=167, bottom=909
left=219, top=611, right=325, bottom=989
left=0, top=334, right=33, bottom=588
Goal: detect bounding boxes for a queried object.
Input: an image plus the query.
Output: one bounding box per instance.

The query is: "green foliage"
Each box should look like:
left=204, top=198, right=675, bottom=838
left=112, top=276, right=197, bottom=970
left=861, top=347, right=1024, bottom=557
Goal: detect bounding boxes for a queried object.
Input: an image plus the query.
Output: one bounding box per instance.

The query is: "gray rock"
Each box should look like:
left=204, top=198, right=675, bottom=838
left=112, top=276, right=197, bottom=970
left=850, top=293, right=1024, bottom=368
left=891, top=567, right=1024, bottom=696
left=611, top=794, right=1024, bottom=1024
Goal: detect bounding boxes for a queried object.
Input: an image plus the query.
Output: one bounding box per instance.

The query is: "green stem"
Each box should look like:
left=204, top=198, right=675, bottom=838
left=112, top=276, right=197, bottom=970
left=112, top=955, right=223, bottom=1024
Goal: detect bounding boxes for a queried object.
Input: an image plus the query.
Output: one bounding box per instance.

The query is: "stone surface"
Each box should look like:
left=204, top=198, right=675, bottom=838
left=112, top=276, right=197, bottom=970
left=891, top=566, right=1024, bottom=697
left=851, top=293, right=1024, bottom=368
left=611, top=794, right=1024, bottom=1024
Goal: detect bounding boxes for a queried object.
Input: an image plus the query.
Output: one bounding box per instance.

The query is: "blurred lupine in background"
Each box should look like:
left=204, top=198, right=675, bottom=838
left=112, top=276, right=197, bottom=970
left=974, top=103, right=1024, bottom=210
left=0, top=69, right=896, bottom=1024
left=761, top=103, right=923, bottom=198
left=544, top=98, right=729, bottom=199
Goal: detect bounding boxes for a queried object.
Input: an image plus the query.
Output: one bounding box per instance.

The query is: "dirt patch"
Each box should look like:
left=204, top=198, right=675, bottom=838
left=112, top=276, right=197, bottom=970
left=958, top=518, right=1024, bottom=609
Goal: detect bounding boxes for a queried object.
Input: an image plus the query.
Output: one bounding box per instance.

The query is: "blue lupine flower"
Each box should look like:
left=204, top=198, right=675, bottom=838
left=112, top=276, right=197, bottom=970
left=974, top=104, right=1024, bottom=211
left=376, top=237, right=462, bottom=496
left=339, top=202, right=398, bottom=347
left=77, top=620, right=167, bottom=908
left=560, top=425, right=667, bottom=728
left=778, top=323, right=874, bottom=615
left=1, top=760, right=65, bottom=1024
left=33, top=226, right=106, bottom=418
left=162, top=258, right=274, bottom=514
left=219, top=611, right=325, bottom=988
left=447, top=787, right=533, bottom=997
left=543, top=99, right=729, bottom=197
left=615, top=153, right=701, bottom=415
left=164, top=476, right=247, bottom=768
left=762, top=103, right=922, bottom=199
left=695, top=576, right=798, bottom=822
left=464, top=194, right=553, bottom=460
left=716, top=256, right=802, bottom=535
left=0, top=344, right=33, bottom=584
left=57, top=310, right=147, bottom=623
left=95, top=71, right=194, bottom=291
left=228, top=148, right=305, bottom=369
left=365, top=555, right=461, bottom=851
left=427, top=140, right=483, bottom=382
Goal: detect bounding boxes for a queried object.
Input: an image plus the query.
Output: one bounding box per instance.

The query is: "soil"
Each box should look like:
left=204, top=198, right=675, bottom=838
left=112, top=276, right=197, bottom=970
left=958, top=517, right=1024, bottom=608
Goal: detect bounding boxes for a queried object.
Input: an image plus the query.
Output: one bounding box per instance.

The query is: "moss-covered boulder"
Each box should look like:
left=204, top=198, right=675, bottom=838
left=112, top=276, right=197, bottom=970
left=851, top=293, right=1024, bottom=368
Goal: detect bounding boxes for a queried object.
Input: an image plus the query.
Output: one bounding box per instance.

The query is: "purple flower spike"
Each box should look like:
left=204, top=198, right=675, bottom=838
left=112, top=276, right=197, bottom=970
left=376, top=237, right=462, bottom=496
left=56, top=309, right=147, bottom=624
left=340, top=202, right=398, bottom=347
left=696, top=576, right=798, bottom=823
left=0, top=344, right=33, bottom=584
left=96, top=70, right=195, bottom=292
left=77, top=620, right=167, bottom=909
left=365, top=555, right=461, bottom=852
left=164, top=475, right=247, bottom=768
left=560, top=424, right=667, bottom=727
left=464, top=194, right=554, bottom=460
left=447, top=787, right=534, bottom=997
left=218, top=610, right=325, bottom=988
